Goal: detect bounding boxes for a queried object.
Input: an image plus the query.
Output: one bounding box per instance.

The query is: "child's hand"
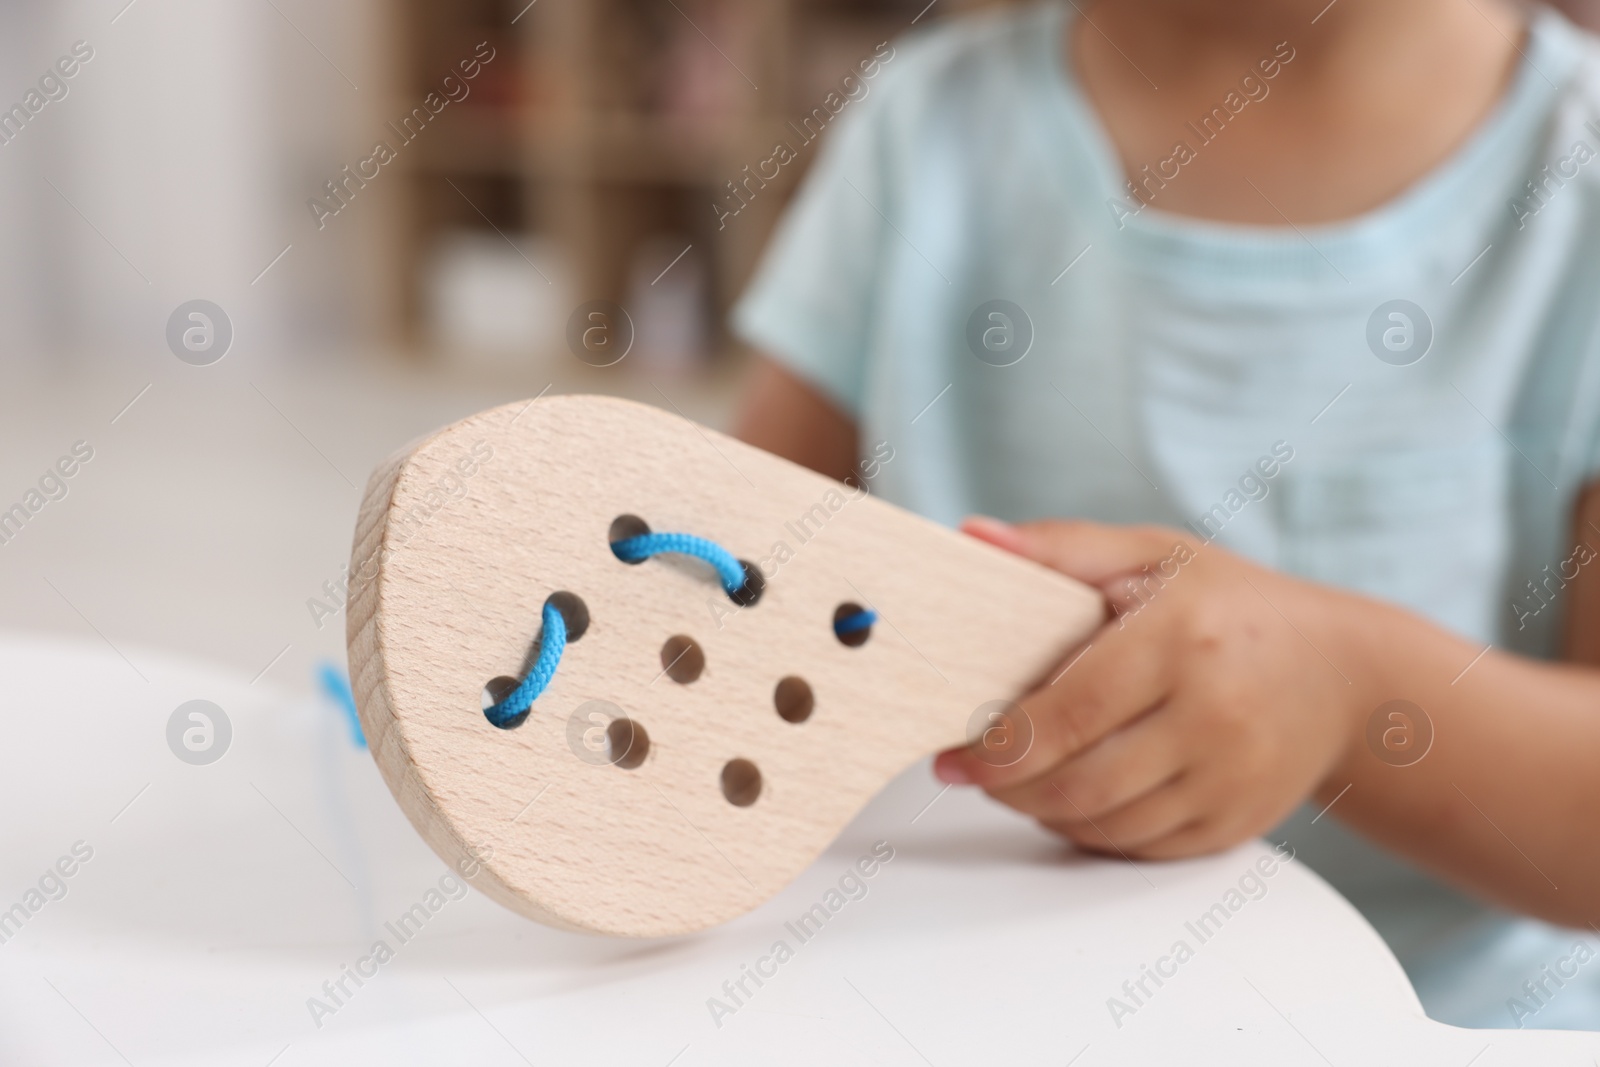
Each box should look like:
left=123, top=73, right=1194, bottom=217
left=936, top=517, right=1367, bottom=860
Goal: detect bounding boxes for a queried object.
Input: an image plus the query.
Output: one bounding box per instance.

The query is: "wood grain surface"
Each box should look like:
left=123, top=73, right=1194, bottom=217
left=347, top=394, right=1104, bottom=937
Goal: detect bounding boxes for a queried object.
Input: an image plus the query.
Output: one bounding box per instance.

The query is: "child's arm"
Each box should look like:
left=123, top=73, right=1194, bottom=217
left=732, top=357, right=861, bottom=483
left=1562, top=482, right=1600, bottom=666
left=936, top=517, right=1600, bottom=928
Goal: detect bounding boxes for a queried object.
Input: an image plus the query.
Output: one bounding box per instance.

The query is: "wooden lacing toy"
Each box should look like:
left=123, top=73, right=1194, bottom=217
left=347, top=395, right=1103, bottom=937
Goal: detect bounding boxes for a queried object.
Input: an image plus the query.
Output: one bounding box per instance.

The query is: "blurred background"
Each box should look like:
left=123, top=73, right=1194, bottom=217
left=7, top=0, right=1600, bottom=693
left=0, top=0, right=1009, bottom=691
left=9, top=2, right=1600, bottom=1055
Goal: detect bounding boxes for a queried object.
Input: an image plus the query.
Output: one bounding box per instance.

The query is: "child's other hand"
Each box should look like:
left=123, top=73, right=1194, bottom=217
left=936, top=517, right=1365, bottom=860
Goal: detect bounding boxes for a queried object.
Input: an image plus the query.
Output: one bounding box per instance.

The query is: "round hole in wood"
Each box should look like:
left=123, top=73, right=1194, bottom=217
left=833, top=602, right=873, bottom=647
left=660, top=634, right=705, bottom=683
left=606, top=717, right=649, bottom=770
left=608, top=514, right=651, bottom=559
left=480, top=676, right=526, bottom=729
left=774, top=676, right=813, bottom=723
left=546, top=590, right=589, bottom=642
left=720, top=758, right=762, bottom=806
left=729, top=560, right=765, bottom=607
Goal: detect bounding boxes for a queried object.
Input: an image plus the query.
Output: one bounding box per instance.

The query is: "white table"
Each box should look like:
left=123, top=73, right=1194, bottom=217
left=0, top=636, right=1592, bottom=1065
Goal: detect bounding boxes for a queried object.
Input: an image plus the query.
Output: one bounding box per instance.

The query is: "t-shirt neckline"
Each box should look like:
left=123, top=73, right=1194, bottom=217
left=1034, top=0, right=1580, bottom=282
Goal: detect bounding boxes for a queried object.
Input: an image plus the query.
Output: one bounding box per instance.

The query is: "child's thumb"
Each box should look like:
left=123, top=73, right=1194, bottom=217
left=961, top=515, right=1186, bottom=587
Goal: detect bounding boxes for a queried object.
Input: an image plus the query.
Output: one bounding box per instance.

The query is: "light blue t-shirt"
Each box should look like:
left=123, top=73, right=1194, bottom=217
left=733, top=0, right=1600, bottom=1030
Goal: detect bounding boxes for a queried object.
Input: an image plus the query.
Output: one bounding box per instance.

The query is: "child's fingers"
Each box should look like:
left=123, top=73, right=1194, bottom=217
left=1122, top=765, right=1284, bottom=859
left=960, top=514, right=1032, bottom=554
left=935, top=621, right=1173, bottom=791
left=1042, top=779, right=1201, bottom=855
left=962, top=516, right=1191, bottom=589
left=986, top=703, right=1185, bottom=825
left=1046, top=705, right=1187, bottom=820
left=1111, top=817, right=1237, bottom=861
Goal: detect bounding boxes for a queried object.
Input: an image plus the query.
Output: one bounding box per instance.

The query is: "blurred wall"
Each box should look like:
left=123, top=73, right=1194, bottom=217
left=3, top=0, right=1597, bottom=371
left=0, top=0, right=390, bottom=365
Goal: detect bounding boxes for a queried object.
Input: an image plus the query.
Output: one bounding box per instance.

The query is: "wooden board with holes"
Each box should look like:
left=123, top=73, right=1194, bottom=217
left=346, top=394, right=1104, bottom=937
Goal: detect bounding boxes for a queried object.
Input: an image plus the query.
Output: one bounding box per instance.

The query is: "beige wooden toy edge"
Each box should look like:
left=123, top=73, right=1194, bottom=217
left=345, top=417, right=589, bottom=933
left=346, top=394, right=1108, bottom=937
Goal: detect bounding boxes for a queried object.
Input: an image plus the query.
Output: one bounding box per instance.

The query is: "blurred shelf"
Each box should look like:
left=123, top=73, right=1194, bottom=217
left=376, top=0, right=1003, bottom=355
left=402, top=106, right=523, bottom=174
left=409, top=110, right=800, bottom=184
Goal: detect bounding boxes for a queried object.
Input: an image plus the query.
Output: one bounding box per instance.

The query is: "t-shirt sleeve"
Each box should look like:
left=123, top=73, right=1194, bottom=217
left=729, top=83, right=897, bottom=418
